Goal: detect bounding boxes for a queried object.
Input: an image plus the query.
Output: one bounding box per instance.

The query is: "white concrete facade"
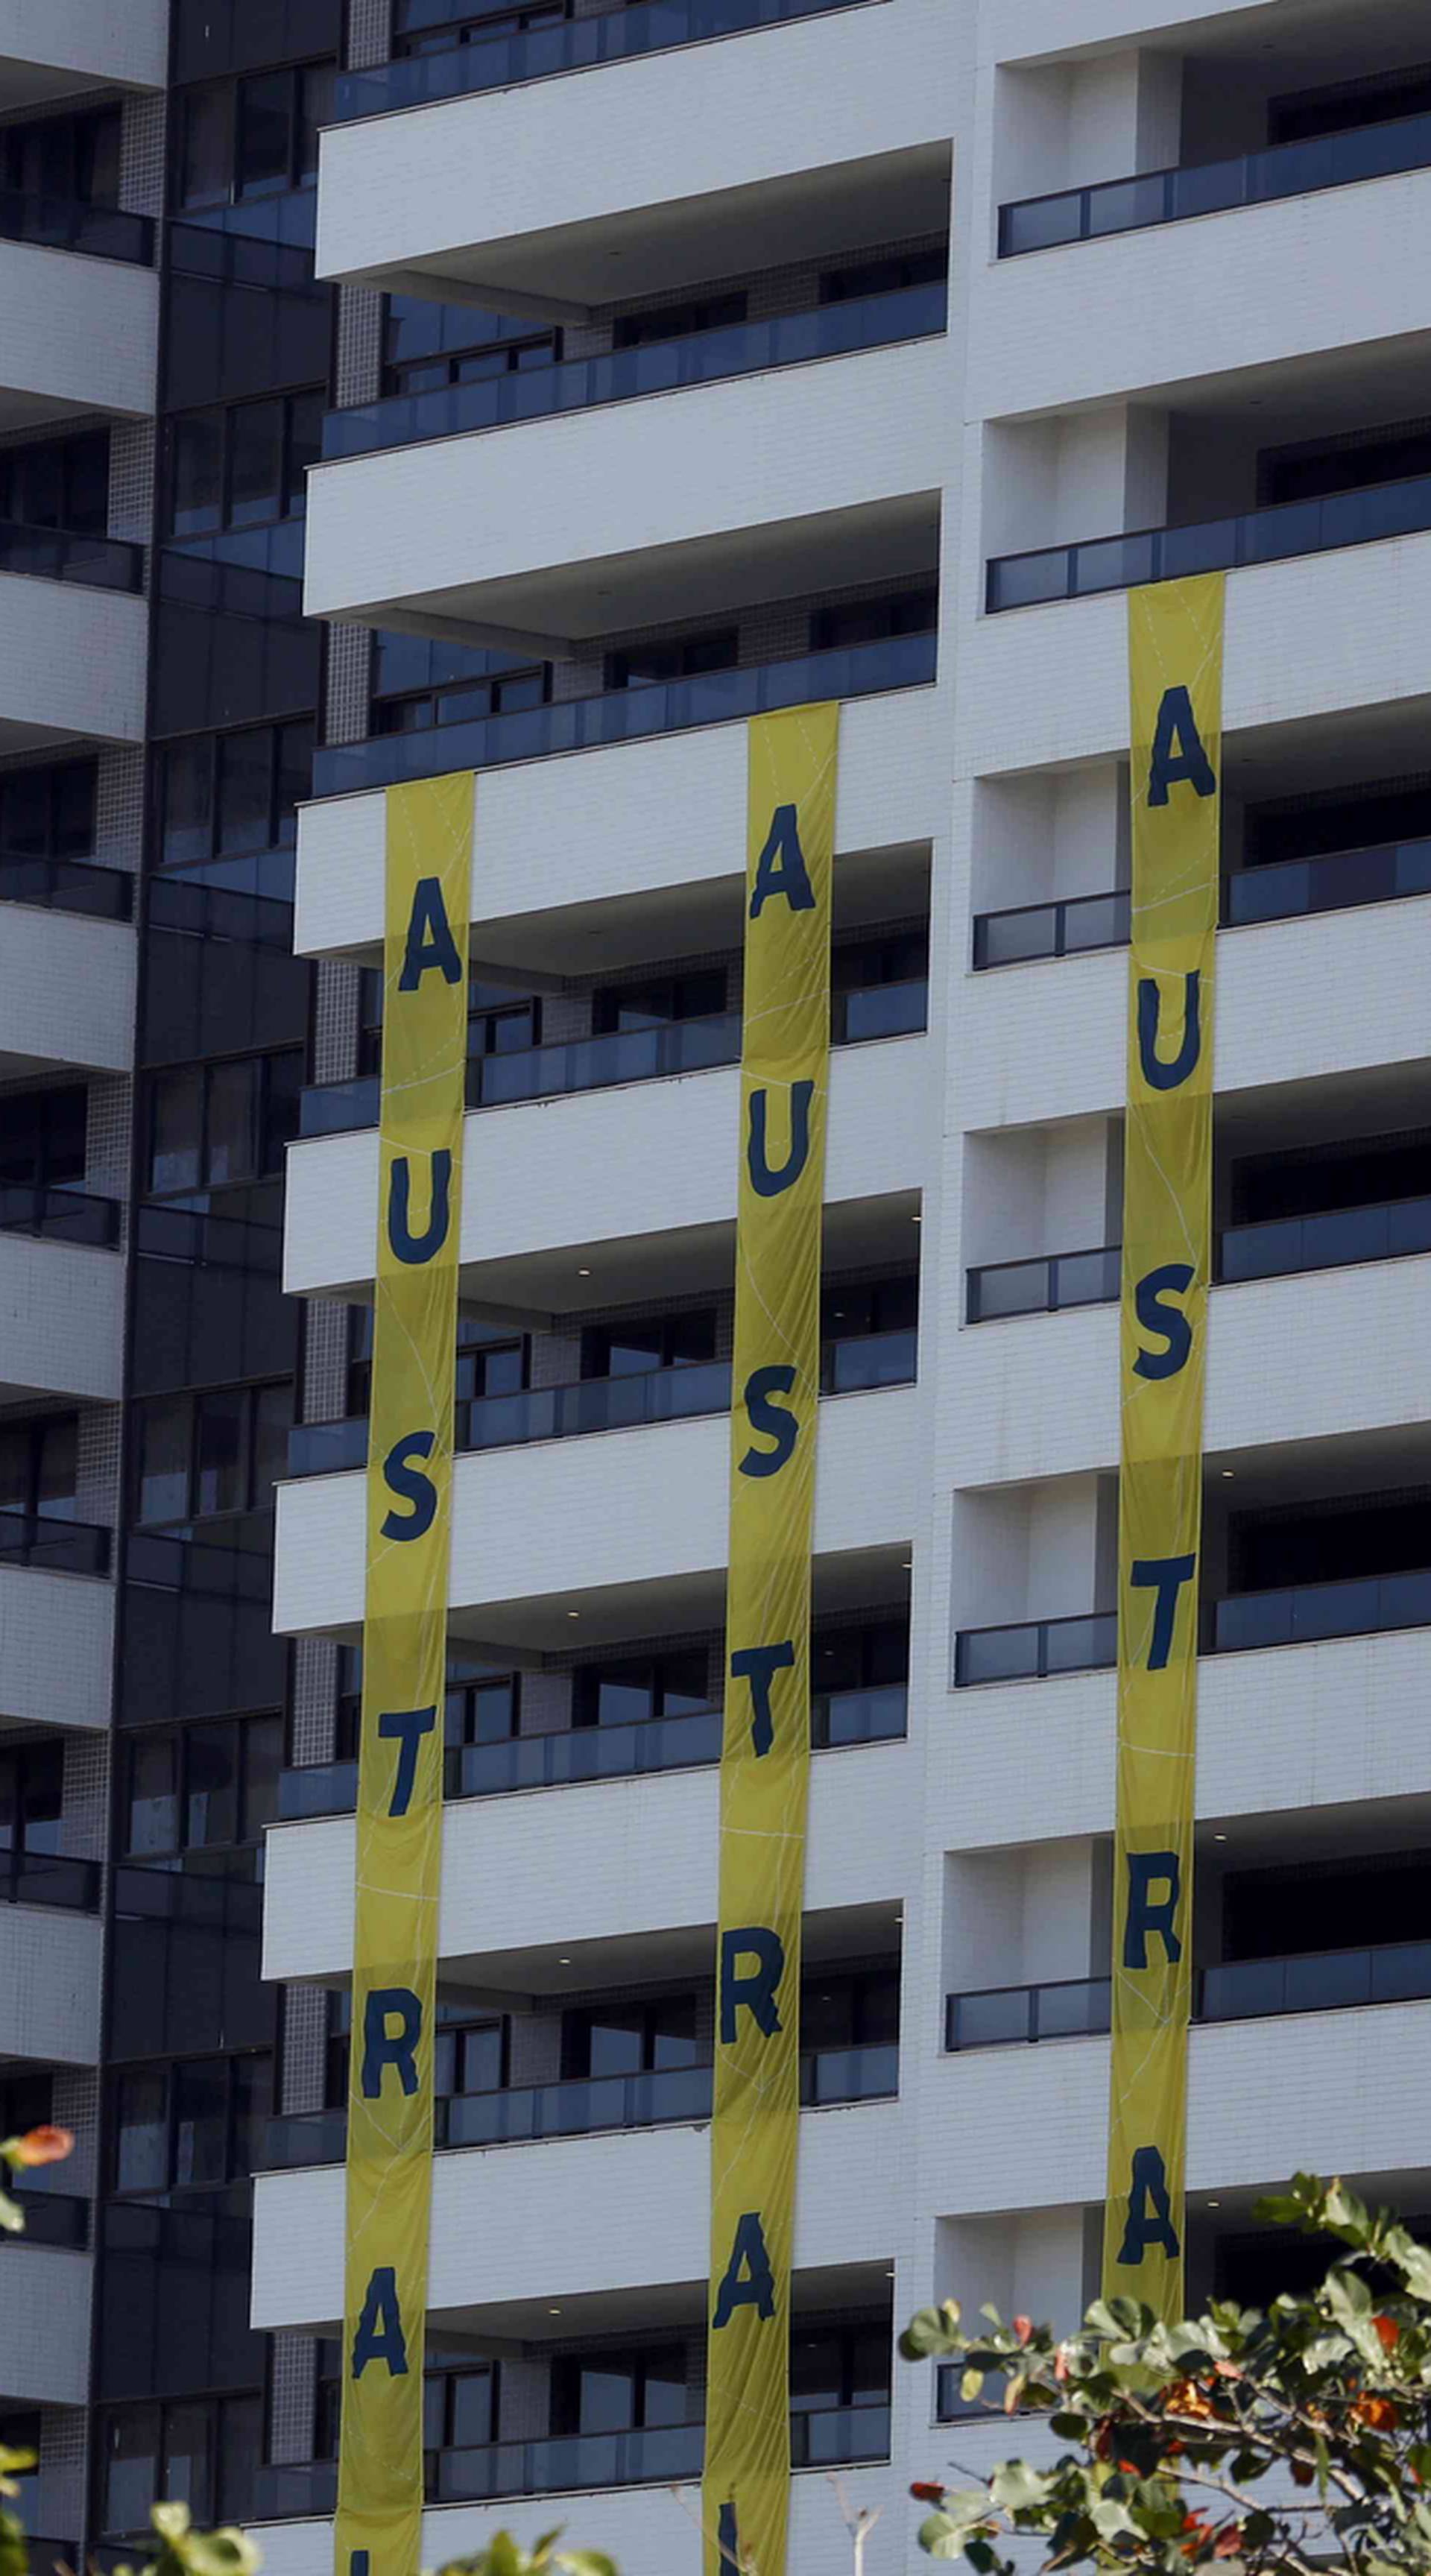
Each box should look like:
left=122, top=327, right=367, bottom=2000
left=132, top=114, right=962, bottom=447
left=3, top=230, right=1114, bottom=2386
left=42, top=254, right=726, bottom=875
left=257, top=0, right=1431, bottom=2566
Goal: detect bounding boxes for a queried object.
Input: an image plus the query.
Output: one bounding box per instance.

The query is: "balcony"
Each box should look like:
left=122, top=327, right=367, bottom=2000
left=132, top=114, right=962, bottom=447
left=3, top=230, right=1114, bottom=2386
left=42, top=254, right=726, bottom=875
left=946, top=1938, right=1431, bottom=2050
left=967, top=1193, right=1431, bottom=1322
left=0, top=899, right=135, bottom=1076
left=999, top=111, right=1431, bottom=258
left=0, top=2235, right=91, bottom=2406
left=0, top=848, right=132, bottom=919
left=0, top=1510, right=109, bottom=1576
left=277, top=1680, right=906, bottom=1820
left=313, top=631, right=935, bottom=801
left=0, top=1218, right=124, bottom=1401
left=0, top=0, right=165, bottom=105
left=262, top=2041, right=897, bottom=2172
left=325, top=281, right=945, bottom=464
left=973, top=835, right=1431, bottom=967
left=300, top=976, right=927, bottom=1140
left=0, top=558, right=146, bottom=753
left=0, top=221, right=157, bottom=438
left=333, top=0, right=883, bottom=123
left=251, top=2097, right=897, bottom=2331
left=988, top=468, right=1431, bottom=613
left=0, top=1871, right=101, bottom=2062
left=0, top=1558, right=113, bottom=1730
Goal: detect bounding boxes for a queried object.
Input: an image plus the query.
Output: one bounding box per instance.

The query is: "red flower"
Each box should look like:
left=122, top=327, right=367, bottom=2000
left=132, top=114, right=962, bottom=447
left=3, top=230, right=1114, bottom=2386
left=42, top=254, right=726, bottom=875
left=1374, top=2315, right=1401, bottom=2352
left=910, top=2483, right=947, bottom=2504
left=6, top=2125, right=73, bottom=2168
left=1012, top=2316, right=1033, bottom=2346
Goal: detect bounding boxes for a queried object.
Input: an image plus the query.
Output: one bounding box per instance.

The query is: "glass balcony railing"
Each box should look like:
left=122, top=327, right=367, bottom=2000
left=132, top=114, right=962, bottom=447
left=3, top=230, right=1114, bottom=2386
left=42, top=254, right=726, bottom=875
left=0, top=2176, right=89, bottom=2247
left=0, top=1507, right=110, bottom=1576
left=253, top=2404, right=888, bottom=2521
left=300, top=977, right=927, bottom=1138
left=0, top=520, right=143, bottom=595
left=972, top=835, right=1431, bottom=967
left=998, top=106, right=1431, bottom=258
left=325, top=282, right=947, bottom=462
left=0, top=1847, right=101, bottom=1911
left=0, top=848, right=133, bottom=918
left=287, top=1331, right=914, bottom=1475
left=987, top=468, right=1431, bottom=613
left=967, top=1245, right=1119, bottom=1323
left=312, top=631, right=936, bottom=801
left=946, top=1938, right=1431, bottom=2053
left=333, top=0, right=876, bottom=121
left=0, top=186, right=154, bottom=265
left=969, top=1190, right=1431, bottom=1322
left=956, top=1565, right=1431, bottom=1681
left=0, top=1182, right=120, bottom=1248
left=275, top=1682, right=906, bottom=1822
left=262, top=2042, right=896, bottom=2171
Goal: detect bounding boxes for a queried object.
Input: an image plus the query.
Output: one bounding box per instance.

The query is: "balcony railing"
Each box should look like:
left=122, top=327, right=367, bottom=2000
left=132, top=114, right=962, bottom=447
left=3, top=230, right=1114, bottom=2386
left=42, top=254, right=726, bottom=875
left=276, top=1679, right=906, bottom=1822
left=0, top=1508, right=110, bottom=1576
left=262, top=2042, right=896, bottom=2171
left=0, top=520, right=143, bottom=595
left=300, top=977, right=926, bottom=1139
left=254, top=2402, right=888, bottom=2522
left=325, top=281, right=947, bottom=462
left=0, top=1181, right=120, bottom=1248
left=287, top=1330, right=914, bottom=1475
left=0, top=849, right=133, bottom=919
left=0, top=2176, right=89, bottom=2247
left=969, top=1190, right=1431, bottom=1321
left=946, top=1937, right=1431, bottom=2052
left=312, top=631, right=936, bottom=801
left=956, top=1564, right=1431, bottom=1682
left=0, top=1848, right=101, bottom=1911
left=332, top=0, right=876, bottom=121
left=0, top=186, right=154, bottom=265
left=998, top=106, right=1431, bottom=258
left=973, top=834, right=1431, bottom=967
left=987, top=469, right=1431, bottom=613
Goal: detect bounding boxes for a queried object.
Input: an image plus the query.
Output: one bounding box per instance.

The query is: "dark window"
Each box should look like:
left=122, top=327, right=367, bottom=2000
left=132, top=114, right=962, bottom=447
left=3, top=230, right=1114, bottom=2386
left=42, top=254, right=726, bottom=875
left=800, top=1965, right=900, bottom=2053
left=0, top=1740, right=63, bottom=1857
left=121, top=1714, right=283, bottom=1860
left=0, top=1415, right=78, bottom=1521
left=821, top=1275, right=917, bottom=1342
left=370, top=625, right=549, bottom=736
left=591, top=968, right=725, bottom=1034
left=611, top=292, right=747, bottom=351
left=382, top=293, right=557, bottom=397
left=1243, top=774, right=1431, bottom=871
left=0, top=757, right=96, bottom=860
left=0, top=429, right=109, bottom=534
left=1269, top=62, right=1431, bottom=148
left=571, top=1647, right=710, bottom=1730
left=98, top=2395, right=261, bottom=2540
left=819, top=247, right=945, bottom=303
left=356, top=962, right=541, bottom=1076
left=832, top=927, right=928, bottom=991
left=133, top=1380, right=292, bottom=1527
left=157, top=721, right=313, bottom=873
left=0, top=2073, right=51, bottom=2136
left=812, top=1617, right=908, bottom=1696
left=1228, top=1486, right=1431, bottom=1595
left=323, top=1989, right=506, bottom=2111
left=344, top=1303, right=528, bottom=1415
left=314, top=2338, right=498, bottom=2469
left=147, top=1049, right=302, bottom=1194
left=167, top=389, right=323, bottom=537
left=333, top=1643, right=519, bottom=1764
left=789, top=2320, right=890, bottom=2413
left=550, top=2346, right=688, bottom=2438
left=561, top=1994, right=699, bottom=2080
left=172, top=62, right=335, bottom=211
left=0, top=1085, right=85, bottom=1189
left=392, top=1, right=569, bottom=58
left=810, top=588, right=937, bottom=651
left=1257, top=417, right=1431, bottom=511
left=606, top=630, right=738, bottom=692
left=110, top=2053, right=271, bottom=2197
left=581, top=1312, right=716, bottom=1378
left=0, top=106, right=121, bottom=203
left=1221, top=1849, right=1431, bottom=1968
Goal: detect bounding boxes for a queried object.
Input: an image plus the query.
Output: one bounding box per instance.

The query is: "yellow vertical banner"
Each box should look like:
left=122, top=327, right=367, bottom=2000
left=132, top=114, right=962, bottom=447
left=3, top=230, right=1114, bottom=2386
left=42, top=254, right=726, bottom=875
left=335, top=771, right=473, bottom=2576
left=1103, top=575, right=1224, bottom=2321
left=704, top=704, right=838, bottom=2576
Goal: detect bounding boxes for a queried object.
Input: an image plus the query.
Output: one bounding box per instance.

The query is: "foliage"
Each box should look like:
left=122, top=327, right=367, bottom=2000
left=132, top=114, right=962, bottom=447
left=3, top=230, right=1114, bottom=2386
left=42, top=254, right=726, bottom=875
left=903, top=2174, right=1431, bottom=2576
left=435, top=2536, right=617, bottom=2576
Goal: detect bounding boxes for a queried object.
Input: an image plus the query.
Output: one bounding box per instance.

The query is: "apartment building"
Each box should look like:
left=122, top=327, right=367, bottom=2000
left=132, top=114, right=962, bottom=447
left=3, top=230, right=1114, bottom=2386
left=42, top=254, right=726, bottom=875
left=5, top=0, right=1431, bottom=2567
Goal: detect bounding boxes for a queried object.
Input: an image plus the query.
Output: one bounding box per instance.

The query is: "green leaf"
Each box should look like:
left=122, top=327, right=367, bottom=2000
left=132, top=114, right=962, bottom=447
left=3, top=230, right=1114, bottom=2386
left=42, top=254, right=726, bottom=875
left=904, top=2307, right=963, bottom=2361
left=918, top=2515, right=970, bottom=2561
left=555, top=2554, right=620, bottom=2576
left=990, top=2462, right=1052, bottom=2514
left=960, top=2369, right=985, bottom=2404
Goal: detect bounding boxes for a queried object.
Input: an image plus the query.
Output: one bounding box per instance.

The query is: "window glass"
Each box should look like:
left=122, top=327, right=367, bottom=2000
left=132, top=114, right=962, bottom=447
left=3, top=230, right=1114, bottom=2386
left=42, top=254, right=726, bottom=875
left=52, top=759, right=96, bottom=857
left=115, top=2071, right=169, bottom=2194
left=790, top=2329, right=845, bottom=2412
left=162, top=2402, right=212, bottom=2522
left=34, top=1417, right=78, bottom=1518
left=173, top=2059, right=229, bottom=2186
left=227, top=398, right=284, bottom=527
left=235, top=71, right=292, bottom=198
left=297, top=63, right=335, bottom=182
left=203, top=1058, right=254, bottom=1187
left=195, top=1387, right=246, bottom=1518
left=575, top=2361, right=636, bottom=2435
left=19, top=1741, right=62, bottom=1854
left=216, top=2393, right=262, bottom=2524
left=185, top=1723, right=239, bottom=1849
left=103, top=2407, right=161, bottom=2539
left=590, top=1668, right=652, bottom=1729
left=4, top=768, right=49, bottom=856
left=137, top=1398, right=191, bottom=1525
left=641, top=2350, right=688, bottom=2426
left=215, top=727, right=274, bottom=856
left=171, top=413, right=225, bottom=536
left=150, top=1067, right=204, bottom=1195
left=657, top=1650, right=708, bottom=1714
left=176, top=84, right=231, bottom=209
left=260, top=1049, right=303, bottom=1171
left=285, top=391, right=323, bottom=514
left=648, top=1995, right=698, bottom=2070
left=230, top=2056, right=270, bottom=2176
left=0, top=1425, right=29, bottom=1515
left=274, top=719, right=312, bottom=839
left=447, top=2368, right=495, bottom=2450
left=160, top=739, right=214, bottom=872
left=578, top=2008, right=644, bottom=2080
left=251, top=1381, right=291, bottom=1503
left=241, top=1714, right=283, bottom=1839
left=125, top=1735, right=180, bottom=1857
